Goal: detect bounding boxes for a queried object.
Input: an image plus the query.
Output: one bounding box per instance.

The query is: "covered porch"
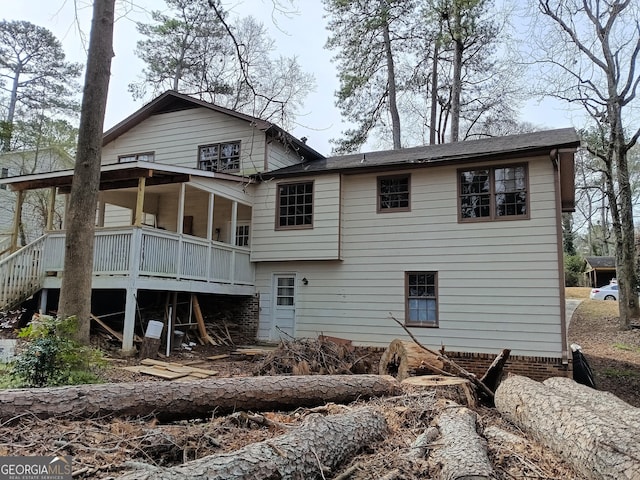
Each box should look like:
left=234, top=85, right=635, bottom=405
left=0, top=161, right=256, bottom=351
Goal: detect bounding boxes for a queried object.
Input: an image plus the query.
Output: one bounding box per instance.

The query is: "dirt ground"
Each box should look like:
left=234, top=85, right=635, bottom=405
left=1, top=296, right=638, bottom=479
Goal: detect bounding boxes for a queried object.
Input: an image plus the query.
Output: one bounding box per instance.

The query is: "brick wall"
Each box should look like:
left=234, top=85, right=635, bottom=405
left=196, top=293, right=260, bottom=344
left=445, top=351, right=571, bottom=382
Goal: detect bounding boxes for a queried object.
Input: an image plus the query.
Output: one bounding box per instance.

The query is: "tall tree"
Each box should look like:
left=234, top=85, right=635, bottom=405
left=132, top=1, right=314, bottom=129
left=324, top=0, right=410, bottom=153
left=533, top=0, right=640, bottom=327
left=0, top=20, right=81, bottom=151
left=57, top=0, right=116, bottom=344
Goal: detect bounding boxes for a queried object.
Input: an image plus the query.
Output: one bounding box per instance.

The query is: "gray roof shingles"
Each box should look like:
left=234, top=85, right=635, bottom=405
left=261, top=128, right=580, bottom=178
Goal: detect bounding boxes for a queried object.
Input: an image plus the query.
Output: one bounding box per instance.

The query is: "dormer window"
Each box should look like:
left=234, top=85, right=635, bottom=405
left=198, top=141, right=241, bottom=172
left=118, top=152, right=155, bottom=163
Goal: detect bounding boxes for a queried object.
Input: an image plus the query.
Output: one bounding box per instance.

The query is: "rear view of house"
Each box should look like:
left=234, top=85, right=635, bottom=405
left=0, top=91, right=579, bottom=379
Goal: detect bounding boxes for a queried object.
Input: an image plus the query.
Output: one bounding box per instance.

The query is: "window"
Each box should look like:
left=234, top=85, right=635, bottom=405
left=0, top=168, right=7, bottom=190
left=459, top=164, right=528, bottom=221
left=277, top=181, right=313, bottom=229
left=236, top=224, right=250, bottom=247
left=276, top=277, right=295, bottom=306
left=118, top=152, right=155, bottom=163
left=378, top=174, right=410, bottom=212
left=198, top=141, right=241, bottom=172
left=406, top=272, right=438, bottom=327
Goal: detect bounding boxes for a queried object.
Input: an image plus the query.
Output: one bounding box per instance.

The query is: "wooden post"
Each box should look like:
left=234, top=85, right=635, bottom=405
left=133, top=177, right=146, bottom=227
left=46, top=187, right=56, bottom=231
left=10, top=190, right=24, bottom=252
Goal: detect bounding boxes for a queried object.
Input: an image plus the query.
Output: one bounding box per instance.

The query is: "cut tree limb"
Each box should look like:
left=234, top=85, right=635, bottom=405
left=0, top=375, right=401, bottom=422
left=116, top=408, right=388, bottom=480
left=379, top=339, right=446, bottom=380
left=495, top=375, right=640, bottom=480
left=428, top=400, right=496, bottom=480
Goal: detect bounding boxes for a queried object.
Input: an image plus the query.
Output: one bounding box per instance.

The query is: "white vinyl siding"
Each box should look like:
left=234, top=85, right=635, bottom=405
left=267, top=141, right=306, bottom=171
left=101, top=108, right=267, bottom=175
left=251, top=174, right=340, bottom=261
left=256, top=156, right=564, bottom=358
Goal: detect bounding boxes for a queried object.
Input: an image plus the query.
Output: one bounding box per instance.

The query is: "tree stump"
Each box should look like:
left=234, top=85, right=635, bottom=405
left=402, top=375, right=476, bottom=407
left=139, top=337, right=161, bottom=359
left=379, top=339, right=445, bottom=381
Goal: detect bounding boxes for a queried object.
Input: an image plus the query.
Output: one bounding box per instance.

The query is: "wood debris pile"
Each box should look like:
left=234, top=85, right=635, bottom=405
left=253, top=338, right=376, bottom=376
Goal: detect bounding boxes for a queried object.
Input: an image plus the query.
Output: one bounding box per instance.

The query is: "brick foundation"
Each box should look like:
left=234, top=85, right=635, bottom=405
left=445, top=351, right=571, bottom=382
left=195, top=293, right=260, bottom=344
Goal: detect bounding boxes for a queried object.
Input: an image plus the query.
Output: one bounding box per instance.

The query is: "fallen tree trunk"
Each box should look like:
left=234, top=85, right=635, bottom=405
left=543, top=376, right=640, bottom=427
left=116, top=408, right=388, bottom=480
left=379, top=339, right=445, bottom=380
left=401, top=375, right=476, bottom=407
left=0, top=374, right=401, bottom=422
left=495, top=375, right=640, bottom=480
left=428, top=400, right=496, bottom=480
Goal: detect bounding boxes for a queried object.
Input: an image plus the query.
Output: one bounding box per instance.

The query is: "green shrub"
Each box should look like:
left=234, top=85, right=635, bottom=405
left=564, top=254, right=585, bottom=287
left=10, top=315, right=105, bottom=388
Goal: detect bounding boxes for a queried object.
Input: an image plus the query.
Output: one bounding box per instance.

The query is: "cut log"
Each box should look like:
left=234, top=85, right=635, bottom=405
left=380, top=339, right=446, bottom=381
left=495, top=375, right=640, bottom=480
left=0, top=374, right=401, bottom=422
left=543, top=376, right=640, bottom=427
left=138, top=337, right=161, bottom=359
left=428, top=400, right=496, bottom=480
left=401, top=375, right=476, bottom=407
left=116, top=408, right=388, bottom=480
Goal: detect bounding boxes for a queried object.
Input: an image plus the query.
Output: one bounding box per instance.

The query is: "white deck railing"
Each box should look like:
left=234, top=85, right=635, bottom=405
left=0, top=235, right=48, bottom=310
left=44, top=226, right=254, bottom=285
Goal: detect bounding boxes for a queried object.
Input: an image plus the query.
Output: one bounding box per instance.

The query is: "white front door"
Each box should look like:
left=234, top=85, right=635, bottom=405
left=272, top=274, right=296, bottom=339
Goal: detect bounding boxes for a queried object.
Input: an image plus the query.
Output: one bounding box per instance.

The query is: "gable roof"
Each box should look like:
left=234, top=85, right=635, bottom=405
left=585, top=256, right=616, bottom=270
left=262, top=128, right=580, bottom=178
left=103, top=90, right=325, bottom=162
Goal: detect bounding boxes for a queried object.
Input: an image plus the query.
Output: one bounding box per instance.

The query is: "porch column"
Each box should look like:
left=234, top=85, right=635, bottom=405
left=133, top=177, right=146, bottom=227
left=39, top=289, right=48, bottom=315
left=62, top=194, right=69, bottom=229
left=46, top=187, right=56, bottom=231
left=10, top=190, right=24, bottom=252
left=207, top=193, right=215, bottom=281
left=177, top=183, right=185, bottom=234
left=230, top=201, right=237, bottom=283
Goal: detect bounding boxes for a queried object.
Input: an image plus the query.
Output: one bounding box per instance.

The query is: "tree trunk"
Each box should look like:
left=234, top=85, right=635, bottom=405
left=429, top=35, right=440, bottom=145
left=382, top=18, right=401, bottom=149
left=57, top=0, right=115, bottom=344
left=0, top=374, right=401, bottom=422
left=379, top=339, right=445, bottom=380
left=428, top=400, right=496, bottom=480
left=543, top=376, right=640, bottom=427
left=401, top=375, right=476, bottom=407
left=116, top=408, right=388, bottom=480
left=495, top=375, right=640, bottom=480
left=450, top=36, right=463, bottom=143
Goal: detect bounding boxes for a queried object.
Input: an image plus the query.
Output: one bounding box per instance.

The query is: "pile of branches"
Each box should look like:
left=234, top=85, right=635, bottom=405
left=254, top=338, right=372, bottom=376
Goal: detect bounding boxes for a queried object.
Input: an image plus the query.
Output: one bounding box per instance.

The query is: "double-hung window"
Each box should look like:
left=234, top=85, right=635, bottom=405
left=406, top=272, right=438, bottom=327
left=198, top=141, right=241, bottom=172
left=378, top=174, right=410, bottom=212
left=459, top=164, right=528, bottom=221
left=276, top=181, right=313, bottom=229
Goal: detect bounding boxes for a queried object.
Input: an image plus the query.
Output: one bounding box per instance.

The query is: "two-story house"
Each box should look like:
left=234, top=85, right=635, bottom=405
left=0, top=91, right=579, bottom=379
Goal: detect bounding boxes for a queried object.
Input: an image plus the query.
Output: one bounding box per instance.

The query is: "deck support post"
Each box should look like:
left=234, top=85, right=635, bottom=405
left=97, top=193, right=106, bottom=228
left=122, top=287, right=137, bottom=352
left=134, top=177, right=146, bottom=227
left=39, top=289, right=48, bottom=314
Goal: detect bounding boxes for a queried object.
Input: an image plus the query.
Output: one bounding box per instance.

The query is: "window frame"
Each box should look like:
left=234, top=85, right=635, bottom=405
left=377, top=173, right=411, bottom=213
left=197, top=141, right=241, bottom=173
left=0, top=167, right=8, bottom=190
left=405, top=271, right=439, bottom=328
left=118, top=152, right=155, bottom=163
left=275, top=180, right=314, bottom=231
left=457, top=163, right=529, bottom=223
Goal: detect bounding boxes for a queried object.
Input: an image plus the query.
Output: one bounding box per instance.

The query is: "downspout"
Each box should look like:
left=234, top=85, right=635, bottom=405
left=550, top=149, right=569, bottom=366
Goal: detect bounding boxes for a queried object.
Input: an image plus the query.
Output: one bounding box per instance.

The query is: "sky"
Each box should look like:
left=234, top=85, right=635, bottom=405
left=2, top=0, right=585, bottom=156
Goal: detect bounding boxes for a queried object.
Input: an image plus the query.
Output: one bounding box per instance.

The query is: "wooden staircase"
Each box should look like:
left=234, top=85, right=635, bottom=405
left=0, top=235, right=48, bottom=311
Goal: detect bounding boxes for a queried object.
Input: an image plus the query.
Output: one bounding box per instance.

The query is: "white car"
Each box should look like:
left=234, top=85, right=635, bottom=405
left=589, top=284, right=619, bottom=301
